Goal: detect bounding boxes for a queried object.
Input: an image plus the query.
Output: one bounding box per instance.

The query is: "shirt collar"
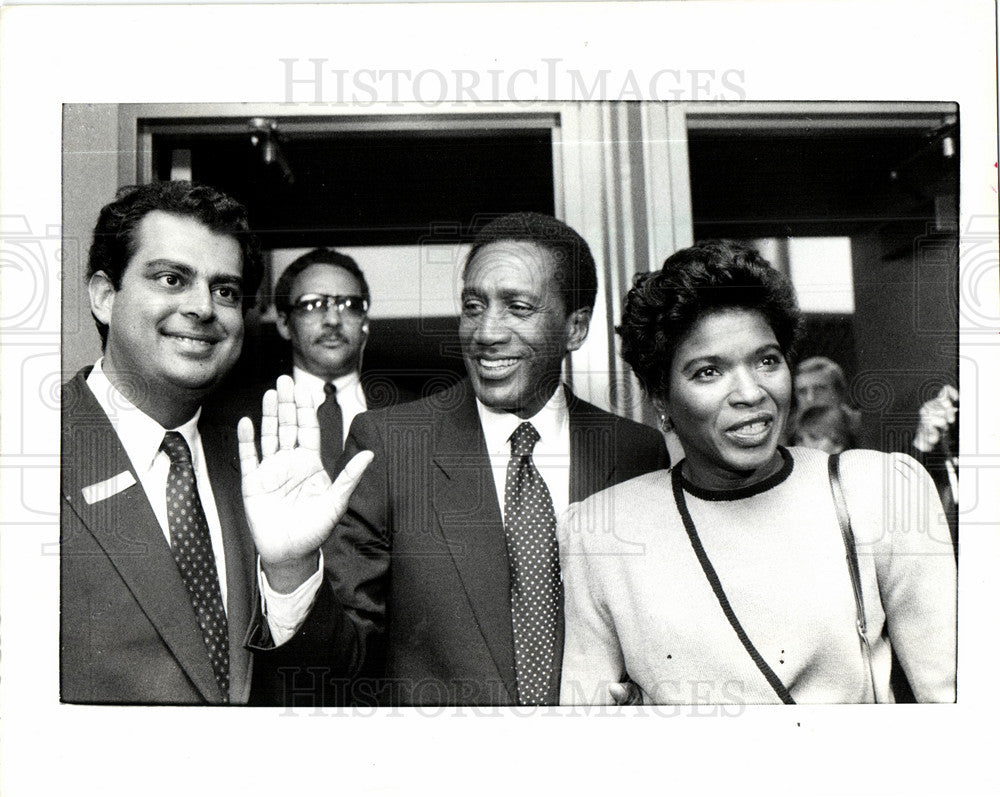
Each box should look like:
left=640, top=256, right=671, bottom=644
left=292, top=365, right=363, bottom=403
left=476, top=384, right=569, bottom=457
left=87, top=358, right=202, bottom=473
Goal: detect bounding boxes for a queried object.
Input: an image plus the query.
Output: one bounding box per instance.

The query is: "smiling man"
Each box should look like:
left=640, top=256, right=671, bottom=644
left=245, top=212, right=669, bottom=706
left=60, top=181, right=292, bottom=704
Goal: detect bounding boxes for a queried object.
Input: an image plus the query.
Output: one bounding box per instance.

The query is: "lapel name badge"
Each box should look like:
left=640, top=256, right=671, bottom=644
left=82, top=471, right=137, bottom=505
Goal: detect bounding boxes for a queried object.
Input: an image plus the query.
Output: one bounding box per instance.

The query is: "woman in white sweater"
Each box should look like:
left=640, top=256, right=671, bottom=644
left=559, top=241, right=956, bottom=705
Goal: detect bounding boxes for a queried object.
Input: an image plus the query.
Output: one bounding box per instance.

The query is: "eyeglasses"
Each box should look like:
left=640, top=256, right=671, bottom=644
left=289, top=293, right=369, bottom=318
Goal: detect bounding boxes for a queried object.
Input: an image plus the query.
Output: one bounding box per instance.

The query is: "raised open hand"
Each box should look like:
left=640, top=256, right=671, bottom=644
left=238, top=375, right=373, bottom=590
left=914, top=384, right=959, bottom=453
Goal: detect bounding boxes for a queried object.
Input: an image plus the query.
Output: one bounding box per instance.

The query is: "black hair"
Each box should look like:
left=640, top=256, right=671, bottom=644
left=618, top=239, right=801, bottom=401
left=273, top=248, right=370, bottom=315
left=464, top=212, right=598, bottom=314
left=87, top=181, right=262, bottom=345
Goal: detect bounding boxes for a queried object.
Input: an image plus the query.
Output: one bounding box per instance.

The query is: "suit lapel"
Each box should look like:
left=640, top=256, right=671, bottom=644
left=429, top=384, right=517, bottom=702
left=567, top=390, right=618, bottom=503
left=417, top=385, right=615, bottom=703
left=361, top=371, right=410, bottom=410
left=551, top=389, right=618, bottom=697
left=201, top=421, right=256, bottom=705
left=61, top=372, right=225, bottom=703
left=360, top=372, right=384, bottom=410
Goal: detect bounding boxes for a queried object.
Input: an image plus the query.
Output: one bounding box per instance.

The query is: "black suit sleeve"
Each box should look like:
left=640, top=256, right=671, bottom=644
left=616, top=416, right=670, bottom=480
left=247, top=578, right=364, bottom=705
left=651, top=429, right=670, bottom=471
left=906, top=442, right=957, bottom=554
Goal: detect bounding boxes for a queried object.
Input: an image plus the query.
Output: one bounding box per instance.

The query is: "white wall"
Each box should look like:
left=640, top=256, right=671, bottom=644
left=62, top=104, right=119, bottom=375
left=270, top=243, right=472, bottom=320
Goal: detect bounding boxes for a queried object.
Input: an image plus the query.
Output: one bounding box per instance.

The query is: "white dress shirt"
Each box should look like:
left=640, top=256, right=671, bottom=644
left=476, top=385, right=572, bottom=522
left=268, top=383, right=574, bottom=644
left=292, top=366, right=367, bottom=446
left=86, top=360, right=229, bottom=611
left=89, top=359, right=313, bottom=644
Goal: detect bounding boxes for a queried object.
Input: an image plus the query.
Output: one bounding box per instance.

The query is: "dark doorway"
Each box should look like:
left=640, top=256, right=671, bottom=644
left=687, top=116, right=959, bottom=453
left=152, top=123, right=556, bottom=401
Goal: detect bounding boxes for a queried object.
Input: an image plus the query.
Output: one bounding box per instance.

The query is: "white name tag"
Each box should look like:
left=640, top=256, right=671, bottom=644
left=81, top=471, right=137, bottom=504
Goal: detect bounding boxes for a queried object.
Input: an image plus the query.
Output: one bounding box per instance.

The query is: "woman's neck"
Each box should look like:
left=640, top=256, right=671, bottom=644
left=681, top=449, right=786, bottom=494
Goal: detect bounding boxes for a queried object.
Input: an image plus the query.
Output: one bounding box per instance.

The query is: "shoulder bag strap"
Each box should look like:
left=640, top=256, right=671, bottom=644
left=828, top=453, right=879, bottom=702
left=671, top=467, right=795, bottom=704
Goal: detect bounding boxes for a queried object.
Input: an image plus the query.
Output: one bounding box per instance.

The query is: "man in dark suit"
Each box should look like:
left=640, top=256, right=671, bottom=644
left=241, top=213, right=669, bottom=706
left=60, top=182, right=367, bottom=705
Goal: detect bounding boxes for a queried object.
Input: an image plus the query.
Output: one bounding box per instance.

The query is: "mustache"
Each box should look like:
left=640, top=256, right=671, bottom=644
left=314, top=332, right=348, bottom=345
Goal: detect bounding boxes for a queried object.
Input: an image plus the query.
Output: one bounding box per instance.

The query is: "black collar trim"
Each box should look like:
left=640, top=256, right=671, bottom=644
left=678, top=446, right=794, bottom=502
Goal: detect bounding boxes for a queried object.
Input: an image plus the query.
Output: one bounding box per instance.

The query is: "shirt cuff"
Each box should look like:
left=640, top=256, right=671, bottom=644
left=257, top=551, right=324, bottom=647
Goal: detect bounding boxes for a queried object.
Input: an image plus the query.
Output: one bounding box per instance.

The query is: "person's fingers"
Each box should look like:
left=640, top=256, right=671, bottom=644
left=928, top=407, right=949, bottom=427
left=925, top=400, right=954, bottom=429
left=940, top=385, right=958, bottom=424
left=260, top=389, right=278, bottom=457
left=276, top=375, right=298, bottom=450
left=329, top=451, right=375, bottom=507
left=294, top=380, right=321, bottom=452
left=237, top=417, right=259, bottom=476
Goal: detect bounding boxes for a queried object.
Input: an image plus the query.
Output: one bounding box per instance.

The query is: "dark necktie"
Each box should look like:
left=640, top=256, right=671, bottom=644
left=160, top=431, right=230, bottom=702
left=317, top=381, right=344, bottom=475
left=503, top=421, right=561, bottom=705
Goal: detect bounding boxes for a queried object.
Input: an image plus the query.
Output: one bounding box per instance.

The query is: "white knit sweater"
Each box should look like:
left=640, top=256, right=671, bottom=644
left=559, top=446, right=956, bottom=704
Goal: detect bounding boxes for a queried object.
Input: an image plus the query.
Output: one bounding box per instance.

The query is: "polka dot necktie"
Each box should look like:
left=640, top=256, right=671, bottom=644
left=160, top=431, right=230, bottom=702
left=503, top=421, right=561, bottom=705
left=317, top=381, right=344, bottom=475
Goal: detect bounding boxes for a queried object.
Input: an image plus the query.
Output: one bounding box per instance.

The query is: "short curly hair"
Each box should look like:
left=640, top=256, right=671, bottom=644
left=617, top=240, right=801, bottom=402
left=464, top=212, right=598, bottom=314
left=87, top=181, right=263, bottom=345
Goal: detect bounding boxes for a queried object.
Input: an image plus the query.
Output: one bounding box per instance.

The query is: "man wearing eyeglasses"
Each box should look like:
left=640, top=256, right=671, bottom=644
left=273, top=248, right=377, bottom=475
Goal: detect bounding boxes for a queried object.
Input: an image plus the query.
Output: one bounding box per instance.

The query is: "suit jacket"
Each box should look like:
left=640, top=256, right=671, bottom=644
left=908, top=443, right=958, bottom=554
left=253, top=380, right=669, bottom=706
left=60, top=368, right=258, bottom=705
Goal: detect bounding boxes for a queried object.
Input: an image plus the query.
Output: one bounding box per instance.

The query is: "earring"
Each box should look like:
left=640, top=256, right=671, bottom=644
left=658, top=413, right=673, bottom=434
